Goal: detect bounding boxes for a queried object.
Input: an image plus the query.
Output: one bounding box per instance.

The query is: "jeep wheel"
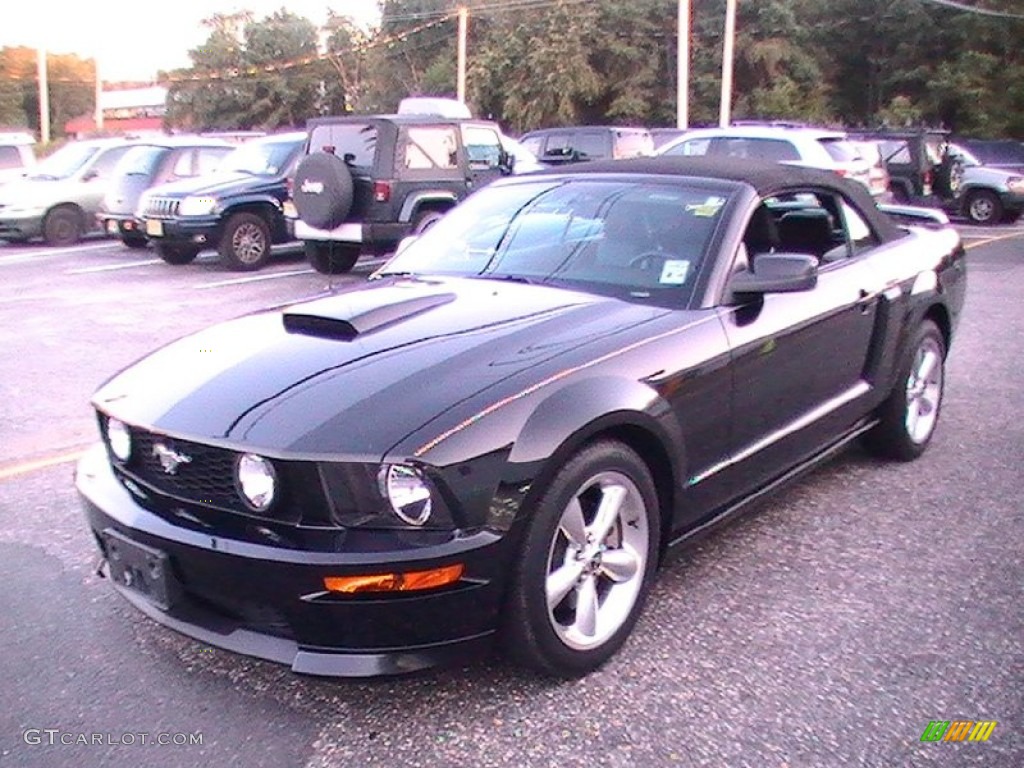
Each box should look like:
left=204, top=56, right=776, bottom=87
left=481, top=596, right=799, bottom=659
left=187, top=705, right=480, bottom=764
left=156, top=243, right=200, bottom=265
left=121, top=234, right=148, bottom=250
left=220, top=212, right=271, bottom=271
left=412, top=209, right=446, bottom=234
left=293, top=153, right=354, bottom=230
left=305, top=241, right=359, bottom=274
left=963, top=190, right=1002, bottom=225
left=43, top=206, right=84, bottom=246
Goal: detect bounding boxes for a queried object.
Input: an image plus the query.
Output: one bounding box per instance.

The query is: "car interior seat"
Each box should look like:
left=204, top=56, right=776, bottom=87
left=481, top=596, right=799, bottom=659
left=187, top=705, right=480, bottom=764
left=777, top=210, right=836, bottom=260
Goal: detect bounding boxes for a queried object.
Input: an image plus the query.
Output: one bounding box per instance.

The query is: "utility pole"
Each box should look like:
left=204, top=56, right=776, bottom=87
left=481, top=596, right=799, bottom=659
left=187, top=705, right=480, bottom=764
left=720, top=0, right=737, bottom=127
left=456, top=6, right=468, bottom=104
left=94, top=57, right=104, bottom=133
left=677, top=0, right=690, bottom=129
left=37, top=47, right=50, bottom=144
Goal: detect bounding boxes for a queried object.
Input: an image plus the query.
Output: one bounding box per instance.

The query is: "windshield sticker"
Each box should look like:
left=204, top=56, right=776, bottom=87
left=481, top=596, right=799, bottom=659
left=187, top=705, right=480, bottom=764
left=659, top=259, right=690, bottom=285
left=686, top=196, right=725, bottom=217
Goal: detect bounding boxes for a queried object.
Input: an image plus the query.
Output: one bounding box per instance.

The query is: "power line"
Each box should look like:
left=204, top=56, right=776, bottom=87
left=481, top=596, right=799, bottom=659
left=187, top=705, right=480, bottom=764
left=917, top=0, right=1024, bottom=19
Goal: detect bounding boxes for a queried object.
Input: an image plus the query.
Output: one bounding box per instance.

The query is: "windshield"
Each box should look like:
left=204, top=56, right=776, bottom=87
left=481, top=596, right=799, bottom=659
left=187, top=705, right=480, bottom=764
left=220, top=138, right=300, bottom=175
left=31, top=142, right=100, bottom=179
left=115, top=145, right=168, bottom=177
left=381, top=179, right=730, bottom=306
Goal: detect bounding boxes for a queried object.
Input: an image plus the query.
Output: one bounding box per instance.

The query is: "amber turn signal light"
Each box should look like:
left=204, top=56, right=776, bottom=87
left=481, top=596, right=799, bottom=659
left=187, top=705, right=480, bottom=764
left=323, top=563, right=464, bottom=594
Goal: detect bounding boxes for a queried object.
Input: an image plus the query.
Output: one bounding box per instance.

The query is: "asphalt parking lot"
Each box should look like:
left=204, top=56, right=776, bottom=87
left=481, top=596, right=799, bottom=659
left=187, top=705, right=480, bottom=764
left=0, top=224, right=1021, bottom=768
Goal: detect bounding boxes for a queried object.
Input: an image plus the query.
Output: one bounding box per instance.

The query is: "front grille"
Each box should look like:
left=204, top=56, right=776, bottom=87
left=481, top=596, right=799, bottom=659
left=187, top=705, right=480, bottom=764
left=143, top=196, right=180, bottom=218
left=126, top=431, right=246, bottom=513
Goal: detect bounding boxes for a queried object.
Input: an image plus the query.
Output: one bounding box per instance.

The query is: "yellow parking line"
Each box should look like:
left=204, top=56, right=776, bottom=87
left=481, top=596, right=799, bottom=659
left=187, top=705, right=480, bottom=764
left=0, top=448, right=87, bottom=481
left=964, top=231, right=1024, bottom=250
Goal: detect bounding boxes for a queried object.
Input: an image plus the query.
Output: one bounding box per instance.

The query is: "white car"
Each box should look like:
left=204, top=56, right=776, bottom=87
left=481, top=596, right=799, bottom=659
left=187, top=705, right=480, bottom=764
left=0, top=132, right=36, bottom=187
left=658, top=124, right=880, bottom=198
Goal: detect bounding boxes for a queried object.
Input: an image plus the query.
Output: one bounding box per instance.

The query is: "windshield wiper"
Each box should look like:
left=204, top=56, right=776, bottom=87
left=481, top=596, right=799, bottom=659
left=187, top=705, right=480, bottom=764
left=473, top=273, right=540, bottom=285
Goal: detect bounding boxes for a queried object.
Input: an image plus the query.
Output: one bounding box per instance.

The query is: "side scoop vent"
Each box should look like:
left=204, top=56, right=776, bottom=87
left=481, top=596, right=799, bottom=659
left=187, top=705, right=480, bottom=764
left=283, top=293, right=456, bottom=340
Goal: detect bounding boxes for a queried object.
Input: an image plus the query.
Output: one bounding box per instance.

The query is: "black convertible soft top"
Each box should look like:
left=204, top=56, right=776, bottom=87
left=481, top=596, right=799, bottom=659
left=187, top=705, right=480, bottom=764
left=554, top=155, right=905, bottom=242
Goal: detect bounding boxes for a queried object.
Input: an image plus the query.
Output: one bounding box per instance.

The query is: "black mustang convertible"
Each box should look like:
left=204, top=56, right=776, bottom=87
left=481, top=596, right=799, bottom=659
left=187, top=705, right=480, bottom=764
left=77, top=157, right=967, bottom=678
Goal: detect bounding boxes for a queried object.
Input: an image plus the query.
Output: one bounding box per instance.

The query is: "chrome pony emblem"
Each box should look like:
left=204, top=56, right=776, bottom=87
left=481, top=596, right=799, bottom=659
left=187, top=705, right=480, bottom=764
left=152, top=443, right=192, bottom=475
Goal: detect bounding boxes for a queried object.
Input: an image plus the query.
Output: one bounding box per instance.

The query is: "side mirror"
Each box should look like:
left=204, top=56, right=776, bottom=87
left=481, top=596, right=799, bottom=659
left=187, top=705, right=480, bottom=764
left=82, top=169, right=99, bottom=182
left=728, top=253, right=818, bottom=298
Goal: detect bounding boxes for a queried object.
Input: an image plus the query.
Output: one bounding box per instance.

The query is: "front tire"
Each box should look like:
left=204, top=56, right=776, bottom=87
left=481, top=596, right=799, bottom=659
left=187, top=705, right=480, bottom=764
left=503, top=440, right=660, bottom=678
left=864, top=320, right=946, bottom=461
left=963, top=190, right=1002, bottom=225
left=156, top=243, right=200, bottom=265
left=219, top=212, right=271, bottom=271
left=305, top=241, right=359, bottom=274
left=43, top=206, right=84, bottom=246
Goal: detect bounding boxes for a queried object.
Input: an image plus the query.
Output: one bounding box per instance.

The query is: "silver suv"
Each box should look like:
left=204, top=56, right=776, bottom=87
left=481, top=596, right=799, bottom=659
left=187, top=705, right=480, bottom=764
left=657, top=124, right=881, bottom=198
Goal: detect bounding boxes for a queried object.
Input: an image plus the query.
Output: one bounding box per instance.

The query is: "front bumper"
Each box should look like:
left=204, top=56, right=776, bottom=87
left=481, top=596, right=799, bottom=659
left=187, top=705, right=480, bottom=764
left=141, top=215, right=222, bottom=248
left=0, top=212, right=43, bottom=240
left=76, top=445, right=508, bottom=676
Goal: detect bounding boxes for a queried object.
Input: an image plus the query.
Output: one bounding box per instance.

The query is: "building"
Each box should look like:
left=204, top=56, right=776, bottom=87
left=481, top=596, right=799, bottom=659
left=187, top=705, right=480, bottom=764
left=65, top=86, right=168, bottom=138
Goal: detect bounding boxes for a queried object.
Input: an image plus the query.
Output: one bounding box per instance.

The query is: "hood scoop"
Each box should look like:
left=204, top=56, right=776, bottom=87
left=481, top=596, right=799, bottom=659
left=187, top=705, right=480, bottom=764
left=283, top=291, right=456, bottom=340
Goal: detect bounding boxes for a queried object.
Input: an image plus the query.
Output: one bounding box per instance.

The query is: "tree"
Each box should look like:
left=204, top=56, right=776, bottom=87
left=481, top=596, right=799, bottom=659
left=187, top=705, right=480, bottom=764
left=165, top=9, right=323, bottom=131
left=0, top=46, right=94, bottom=137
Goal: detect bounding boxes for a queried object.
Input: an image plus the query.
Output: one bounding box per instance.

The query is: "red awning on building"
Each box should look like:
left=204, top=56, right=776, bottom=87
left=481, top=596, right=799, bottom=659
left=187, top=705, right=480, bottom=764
left=64, top=115, right=165, bottom=137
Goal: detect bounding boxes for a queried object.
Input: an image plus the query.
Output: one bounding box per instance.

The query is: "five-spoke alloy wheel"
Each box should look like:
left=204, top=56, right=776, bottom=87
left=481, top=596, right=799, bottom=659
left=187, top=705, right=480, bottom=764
left=865, top=319, right=946, bottom=460
left=504, top=440, right=660, bottom=677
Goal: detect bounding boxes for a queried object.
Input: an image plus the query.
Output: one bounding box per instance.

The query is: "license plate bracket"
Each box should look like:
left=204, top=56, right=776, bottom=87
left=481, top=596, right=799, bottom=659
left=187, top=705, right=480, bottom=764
left=102, top=528, right=178, bottom=610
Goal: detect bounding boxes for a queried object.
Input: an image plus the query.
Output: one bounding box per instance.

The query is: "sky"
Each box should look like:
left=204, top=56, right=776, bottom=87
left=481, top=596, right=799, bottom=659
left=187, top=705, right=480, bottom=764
left=0, top=0, right=382, bottom=82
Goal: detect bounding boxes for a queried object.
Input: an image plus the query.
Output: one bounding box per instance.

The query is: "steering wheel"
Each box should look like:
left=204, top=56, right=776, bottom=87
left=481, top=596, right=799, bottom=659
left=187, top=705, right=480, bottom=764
left=628, top=250, right=680, bottom=271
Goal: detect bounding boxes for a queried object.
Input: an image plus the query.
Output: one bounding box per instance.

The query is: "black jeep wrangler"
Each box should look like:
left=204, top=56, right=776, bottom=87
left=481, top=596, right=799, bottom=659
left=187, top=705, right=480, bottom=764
left=291, top=115, right=514, bottom=274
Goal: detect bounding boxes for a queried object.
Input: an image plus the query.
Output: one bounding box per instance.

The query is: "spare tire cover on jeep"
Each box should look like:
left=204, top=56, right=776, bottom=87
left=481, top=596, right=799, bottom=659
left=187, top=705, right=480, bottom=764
left=293, top=152, right=354, bottom=230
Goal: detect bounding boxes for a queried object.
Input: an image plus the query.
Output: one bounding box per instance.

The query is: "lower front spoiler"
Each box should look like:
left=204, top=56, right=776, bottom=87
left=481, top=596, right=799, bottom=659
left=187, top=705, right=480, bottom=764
left=111, top=582, right=494, bottom=677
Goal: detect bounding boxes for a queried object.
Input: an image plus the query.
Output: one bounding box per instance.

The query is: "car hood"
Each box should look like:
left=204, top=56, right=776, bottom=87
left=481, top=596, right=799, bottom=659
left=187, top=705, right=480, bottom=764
left=94, top=276, right=668, bottom=461
left=0, top=176, right=80, bottom=206
left=148, top=171, right=282, bottom=199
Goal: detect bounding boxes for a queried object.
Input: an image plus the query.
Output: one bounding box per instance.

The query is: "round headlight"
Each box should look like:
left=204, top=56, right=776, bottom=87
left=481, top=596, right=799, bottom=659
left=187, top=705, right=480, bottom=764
left=236, top=454, right=276, bottom=512
left=380, top=464, right=432, bottom=526
left=106, top=418, right=132, bottom=462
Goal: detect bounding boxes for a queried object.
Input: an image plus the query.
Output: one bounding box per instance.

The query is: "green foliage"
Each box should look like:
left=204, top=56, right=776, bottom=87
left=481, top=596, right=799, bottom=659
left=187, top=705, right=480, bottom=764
left=152, top=0, right=1024, bottom=139
left=0, top=46, right=94, bottom=137
left=164, top=9, right=327, bottom=131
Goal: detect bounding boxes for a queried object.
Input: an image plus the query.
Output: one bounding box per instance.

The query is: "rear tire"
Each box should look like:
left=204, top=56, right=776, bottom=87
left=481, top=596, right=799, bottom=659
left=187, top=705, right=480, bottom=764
left=219, top=212, right=271, bottom=271
left=305, top=241, right=359, bottom=274
left=156, top=243, right=200, bottom=265
left=121, top=234, right=148, bottom=250
left=863, top=320, right=945, bottom=461
left=43, top=206, right=84, bottom=246
left=412, top=209, right=446, bottom=234
left=502, top=440, right=660, bottom=678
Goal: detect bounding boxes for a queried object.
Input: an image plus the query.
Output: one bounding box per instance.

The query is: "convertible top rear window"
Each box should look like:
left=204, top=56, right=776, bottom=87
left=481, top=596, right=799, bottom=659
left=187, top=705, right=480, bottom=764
left=381, top=179, right=732, bottom=306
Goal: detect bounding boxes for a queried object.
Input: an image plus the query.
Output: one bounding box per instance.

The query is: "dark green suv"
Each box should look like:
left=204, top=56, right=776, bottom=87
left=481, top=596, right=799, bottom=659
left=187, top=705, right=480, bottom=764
left=292, top=115, right=514, bottom=274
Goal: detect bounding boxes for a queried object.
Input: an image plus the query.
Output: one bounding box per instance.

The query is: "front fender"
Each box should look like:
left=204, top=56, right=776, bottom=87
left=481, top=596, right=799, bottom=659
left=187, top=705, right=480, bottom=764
left=507, top=376, right=683, bottom=472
